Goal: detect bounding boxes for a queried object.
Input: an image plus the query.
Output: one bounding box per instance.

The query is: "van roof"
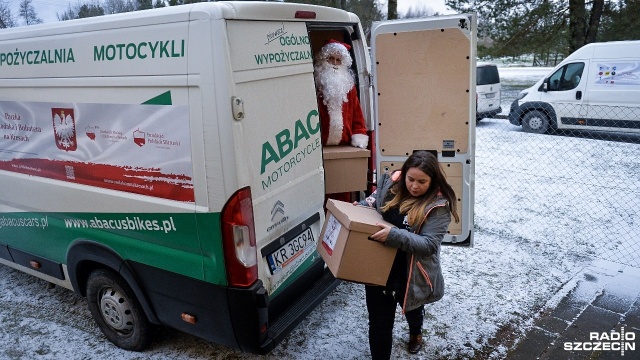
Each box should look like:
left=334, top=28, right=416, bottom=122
left=477, top=61, right=498, bottom=67
left=565, top=40, right=640, bottom=61
left=212, top=1, right=357, bottom=22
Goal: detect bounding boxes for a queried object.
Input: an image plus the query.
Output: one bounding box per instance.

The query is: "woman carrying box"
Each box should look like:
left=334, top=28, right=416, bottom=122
left=356, top=150, right=459, bottom=359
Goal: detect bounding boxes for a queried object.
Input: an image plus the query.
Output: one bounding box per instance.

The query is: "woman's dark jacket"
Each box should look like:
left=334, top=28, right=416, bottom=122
left=360, top=172, right=451, bottom=312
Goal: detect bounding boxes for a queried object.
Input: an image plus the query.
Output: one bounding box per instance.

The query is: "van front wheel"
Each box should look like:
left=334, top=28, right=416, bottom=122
left=86, top=268, right=153, bottom=351
left=522, top=110, right=549, bottom=134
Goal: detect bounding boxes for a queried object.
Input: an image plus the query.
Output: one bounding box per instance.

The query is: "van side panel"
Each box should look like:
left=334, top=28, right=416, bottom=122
left=584, top=60, right=640, bottom=129
left=0, top=13, right=230, bottom=285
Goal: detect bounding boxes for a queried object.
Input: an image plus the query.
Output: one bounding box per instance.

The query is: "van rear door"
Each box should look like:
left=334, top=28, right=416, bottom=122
left=371, top=15, right=476, bottom=246
left=476, top=63, right=502, bottom=119
left=226, top=20, right=325, bottom=295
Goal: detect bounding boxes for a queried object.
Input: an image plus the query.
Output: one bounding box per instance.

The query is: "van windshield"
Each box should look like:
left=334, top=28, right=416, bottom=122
left=477, top=65, right=500, bottom=85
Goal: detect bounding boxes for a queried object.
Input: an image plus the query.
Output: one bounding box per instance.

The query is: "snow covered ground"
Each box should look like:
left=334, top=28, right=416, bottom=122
left=1, top=68, right=638, bottom=359
left=0, top=231, right=593, bottom=360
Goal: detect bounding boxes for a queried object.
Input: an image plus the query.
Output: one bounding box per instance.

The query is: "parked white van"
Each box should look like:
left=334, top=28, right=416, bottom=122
left=509, top=40, right=640, bottom=134
left=476, top=62, right=501, bottom=120
left=0, top=2, right=476, bottom=353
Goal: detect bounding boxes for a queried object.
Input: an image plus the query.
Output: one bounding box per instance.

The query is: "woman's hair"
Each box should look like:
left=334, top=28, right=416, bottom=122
left=381, top=151, right=460, bottom=226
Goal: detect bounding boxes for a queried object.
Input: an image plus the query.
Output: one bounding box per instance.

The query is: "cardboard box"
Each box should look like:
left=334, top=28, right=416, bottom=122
left=318, top=199, right=397, bottom=286
left=322, top=145, right=370, bottom=194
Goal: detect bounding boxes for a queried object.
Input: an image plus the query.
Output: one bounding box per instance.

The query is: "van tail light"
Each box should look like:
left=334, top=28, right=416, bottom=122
left=221, top=187, right=258, bottom=287
left=295, top=10, right=316, bottom=19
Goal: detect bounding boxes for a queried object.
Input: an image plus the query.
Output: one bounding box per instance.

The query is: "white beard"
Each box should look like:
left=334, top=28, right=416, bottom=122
left=315, top=62, right=355, bottom=145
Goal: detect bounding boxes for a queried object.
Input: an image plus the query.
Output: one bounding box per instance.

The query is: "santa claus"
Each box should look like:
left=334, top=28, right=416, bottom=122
left=314, top=40, right=368, bottom=149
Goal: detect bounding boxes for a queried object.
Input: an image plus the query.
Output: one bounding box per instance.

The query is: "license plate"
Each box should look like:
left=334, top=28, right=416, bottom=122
left=485, top=93, right=495, bottom=98
left=266, top=228, right=314, bottom=275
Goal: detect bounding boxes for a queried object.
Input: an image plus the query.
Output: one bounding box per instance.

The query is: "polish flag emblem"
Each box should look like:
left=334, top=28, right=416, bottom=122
left=86, top=125, right=96, bottom=140
left=52, top=108, right=77, bottom=151
left=133, top=129, right=146, bottom=147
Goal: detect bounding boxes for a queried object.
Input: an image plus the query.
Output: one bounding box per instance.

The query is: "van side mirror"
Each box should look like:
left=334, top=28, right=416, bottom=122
left=538, top=79, right=548, bottom=92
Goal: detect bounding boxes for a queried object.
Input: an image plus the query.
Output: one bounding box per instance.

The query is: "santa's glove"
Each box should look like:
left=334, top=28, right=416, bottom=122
left=351, top=134, right=369, bottom=149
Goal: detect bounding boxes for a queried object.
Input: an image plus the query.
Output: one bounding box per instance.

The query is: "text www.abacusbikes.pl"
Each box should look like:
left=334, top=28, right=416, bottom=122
left=64, top=216, right=177, bottom=233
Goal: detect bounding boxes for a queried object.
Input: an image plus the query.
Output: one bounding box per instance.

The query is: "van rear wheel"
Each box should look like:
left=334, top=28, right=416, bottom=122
left=86, top=268, right=153, bottom=351
left=522, top=110, right=549, bottom=134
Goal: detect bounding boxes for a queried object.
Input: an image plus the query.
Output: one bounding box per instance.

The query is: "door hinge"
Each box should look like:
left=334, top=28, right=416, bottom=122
left=231, top=96, right=245, bottom=121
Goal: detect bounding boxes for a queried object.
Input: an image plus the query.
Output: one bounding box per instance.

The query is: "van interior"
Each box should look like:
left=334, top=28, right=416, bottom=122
left=307, top=25, right=373, bottom=203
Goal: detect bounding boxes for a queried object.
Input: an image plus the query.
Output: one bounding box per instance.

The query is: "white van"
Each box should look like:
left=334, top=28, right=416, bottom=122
left=0, top=2, right=475, bottom=353
left=509, top=40, right=640, bottom=134
left=476, top=62, right=501, bottom=120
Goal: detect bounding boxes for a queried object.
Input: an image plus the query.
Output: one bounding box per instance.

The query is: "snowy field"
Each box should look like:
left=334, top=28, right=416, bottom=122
left=1, top=68, right=638, bottom=359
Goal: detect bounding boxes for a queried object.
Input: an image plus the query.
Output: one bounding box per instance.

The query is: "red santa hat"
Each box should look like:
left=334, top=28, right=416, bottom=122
left=317, top=39, right=353, bottom=68
left=325, top=39, right=351, bottom=51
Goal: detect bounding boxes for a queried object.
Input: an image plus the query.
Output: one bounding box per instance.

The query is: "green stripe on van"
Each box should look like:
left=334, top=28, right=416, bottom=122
left=0, top=212, right=226, bottom=285
left=142, top=91, right=172, bottom=105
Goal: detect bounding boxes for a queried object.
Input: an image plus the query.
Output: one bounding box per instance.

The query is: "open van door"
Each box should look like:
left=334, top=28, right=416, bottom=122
left=371, top=15, right=476, bottom=246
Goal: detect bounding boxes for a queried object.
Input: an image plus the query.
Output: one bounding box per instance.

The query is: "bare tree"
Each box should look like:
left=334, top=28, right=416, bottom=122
left=58, top=4, right=77, bottom=20
left=18, top=0, right=42, bottom=25
left=0, top=0, right=17, bottom=28
left=402, top=4, right=436, bottom=19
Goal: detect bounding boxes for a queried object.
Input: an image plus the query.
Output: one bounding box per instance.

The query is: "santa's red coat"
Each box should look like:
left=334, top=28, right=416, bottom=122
left=317, top=86, right=368, bottom=146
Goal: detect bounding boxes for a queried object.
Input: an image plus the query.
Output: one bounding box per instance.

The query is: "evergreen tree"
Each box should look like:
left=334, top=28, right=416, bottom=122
left=387, top=0, right=397, bottom=20
left=347, top=0, right=384, bottom=38
left=78, top=3, right=105, bottom=18
left=597, top=0, right=640, bottom=41
left=444, top=0, right=629, bottom=61
left=138, top=0, right=153, bottom=10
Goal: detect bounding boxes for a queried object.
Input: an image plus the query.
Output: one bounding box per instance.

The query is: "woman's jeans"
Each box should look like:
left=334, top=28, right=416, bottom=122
left=365, top=285, right=424, bottom=360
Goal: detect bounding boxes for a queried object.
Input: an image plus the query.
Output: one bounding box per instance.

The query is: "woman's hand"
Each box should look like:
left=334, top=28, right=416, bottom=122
left=368, top=223, right=393, bottom=243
